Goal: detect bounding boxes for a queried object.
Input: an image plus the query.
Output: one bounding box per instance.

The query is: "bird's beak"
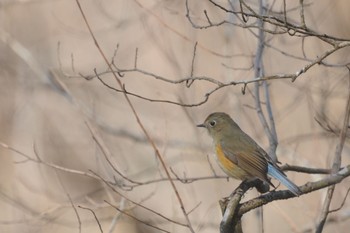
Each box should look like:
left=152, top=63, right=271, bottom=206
left=197, top=123, right=206, bottom=128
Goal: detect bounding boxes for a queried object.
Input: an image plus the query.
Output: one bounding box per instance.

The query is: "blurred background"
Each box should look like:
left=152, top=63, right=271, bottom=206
left=1, top=0, right=350, bottom=232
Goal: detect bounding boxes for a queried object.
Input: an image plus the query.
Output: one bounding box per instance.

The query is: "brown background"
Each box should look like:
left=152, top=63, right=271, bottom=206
left=1, top=1, right=350, bottom=232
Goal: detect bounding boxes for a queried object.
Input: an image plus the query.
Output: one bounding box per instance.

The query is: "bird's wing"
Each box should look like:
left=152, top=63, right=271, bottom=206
left=221, top=134, right=270, bottom=183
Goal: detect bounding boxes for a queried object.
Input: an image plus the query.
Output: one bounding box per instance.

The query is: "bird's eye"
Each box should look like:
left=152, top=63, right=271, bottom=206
left=209, top=120, right=216, bottom=127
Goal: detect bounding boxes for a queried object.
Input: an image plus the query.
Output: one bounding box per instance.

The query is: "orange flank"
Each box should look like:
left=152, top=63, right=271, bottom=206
left=215, top=143, right=249, bottom=180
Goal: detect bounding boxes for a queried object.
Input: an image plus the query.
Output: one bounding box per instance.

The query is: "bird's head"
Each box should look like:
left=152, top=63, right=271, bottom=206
left=197, top=112, right=240, bottom=139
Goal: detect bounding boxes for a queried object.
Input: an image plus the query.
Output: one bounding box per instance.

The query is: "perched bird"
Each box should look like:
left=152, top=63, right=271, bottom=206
left=197, top=112, right=301, bottom=196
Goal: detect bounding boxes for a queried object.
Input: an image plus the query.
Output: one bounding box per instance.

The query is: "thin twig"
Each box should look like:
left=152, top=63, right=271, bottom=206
left=263, top=77, right=278, bottom=160
left=105, top=200, right=170, bottom=233
left=79, top=40, right=350, bottom=108
left=84, top=117, right=143, bottom=186
left=315, top=74, right=350, bottom=233
left=0, top=139, right=231, bottom=188
left=187, top=42, right=198, bottom=87
left=0, top=141, right=100, bottom=180
left=253, top=0, right=278, bottom=163
left=78, top=206, right=103, bottom=233
left=187, top=201, right=202, bottom=216
left=75, top=1, right=195, bottom=231
left=239, top=165, right=350, bottom=216
left=281, top=164, right=331, bottom=174
left=299, top=0, right=306, bottom=28
left=328, top=186, right=350, bottom=213
left=209, top=0, right=350, bottom=44
left=206, top=154, right=218, bottom=177
left=89, top=170, right=188, bottom=227
left=55, top=171, right=82, bottom=233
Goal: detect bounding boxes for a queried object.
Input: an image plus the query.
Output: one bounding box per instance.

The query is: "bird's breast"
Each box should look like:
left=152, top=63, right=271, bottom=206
left=214, top=143, right=250, bottom=180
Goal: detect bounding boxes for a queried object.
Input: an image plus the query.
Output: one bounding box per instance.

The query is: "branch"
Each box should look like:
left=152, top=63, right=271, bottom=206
left=253, top=0, right=279, bottom=162
left=220, top=180, right=260, bottom=233
left=105, top=200, right=170, bottom=233
left=75, top=1, right=195, bottom=231
left=219, top=165, right=350, bottom=231
left=0, top=141, right=190, bottom=230
left=89, top=170, right=188, bottom=228
left=0, top=141, right=101, bottom=181
left=81, top=41, right=350, bottom=107
left=281, top=164, right=331, bottom=175
left=329, top=186, right=350, bottom=213
left=209, top=0, right=350, bottom=44
left=315, top=75, right=350, bottom=232
left=78, top=206, right=103, bottom=233
left=84, top=119, right=144, bottom=188
left=239, top=165, right=350, bottom=215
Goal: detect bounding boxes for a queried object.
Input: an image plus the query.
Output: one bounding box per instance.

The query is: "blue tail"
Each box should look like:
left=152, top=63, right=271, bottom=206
left=267, top=163, right=301, bottom=196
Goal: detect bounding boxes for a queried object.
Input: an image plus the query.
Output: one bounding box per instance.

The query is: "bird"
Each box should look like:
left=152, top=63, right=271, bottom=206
left=197, top=112, right=301, bottom=196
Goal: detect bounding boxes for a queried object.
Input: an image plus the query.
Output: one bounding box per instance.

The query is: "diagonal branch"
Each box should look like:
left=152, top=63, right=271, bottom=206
left=74, top=1, right=195, bottom=232
left=219, top=165, right=350, bottom=231
left=239, top=165, right=350, bottom=216
left=105, top=200, right=170, bottom=233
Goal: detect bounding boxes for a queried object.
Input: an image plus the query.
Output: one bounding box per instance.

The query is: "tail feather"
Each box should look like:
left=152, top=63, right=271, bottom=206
left=267, top=163, right=301, bottom=196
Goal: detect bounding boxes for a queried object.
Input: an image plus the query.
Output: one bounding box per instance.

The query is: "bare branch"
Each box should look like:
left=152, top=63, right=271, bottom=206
left=299, top=0, right=306, bottom=28
left=76, top=39, right=350, bottom=110
left=187, top=42, right=198, bottom=87
left=67, top=193, right=81, bottom=233
left=75, top=1, right=196, bottom=231
left=328, top=186, right=350, bottom=213
left=84, top=118, right=143, bottom=187
left=55, top=171, right=82, bottom=233
left=105, top=200, right=170, bottom=233
left=315, top=75, right=350, bottom=233
left=239, top=165, right=350, bottom=216
left=0, top=141, right=100, bottom=180
left=281, top=164, right=331, bottom=175
left=220, top=180, right=256, bottom=233
left=209, top=0, right=350, bottom=44
left=78, top=206, right=103, bottom=233
left=89, top=170, right=188, bottom=228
